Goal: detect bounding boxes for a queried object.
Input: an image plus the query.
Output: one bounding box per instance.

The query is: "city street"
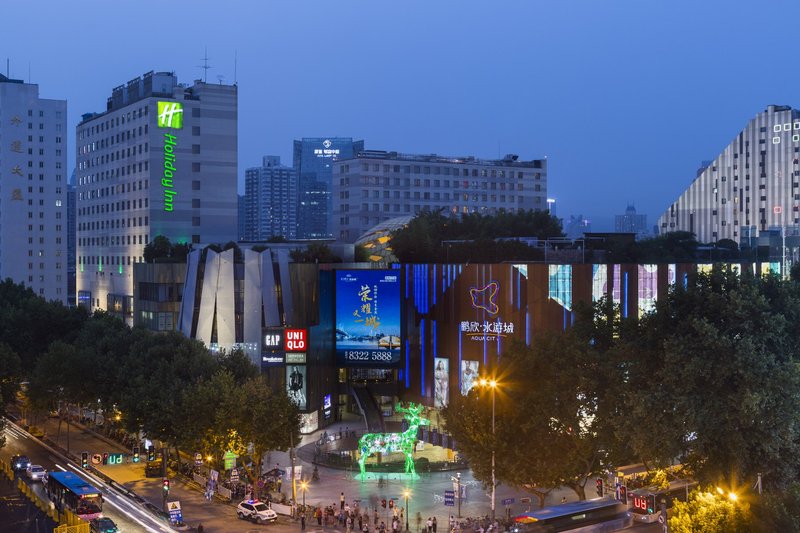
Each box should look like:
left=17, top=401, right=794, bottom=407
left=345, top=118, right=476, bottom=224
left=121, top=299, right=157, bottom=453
left=3, top=414, right=663, bottom=533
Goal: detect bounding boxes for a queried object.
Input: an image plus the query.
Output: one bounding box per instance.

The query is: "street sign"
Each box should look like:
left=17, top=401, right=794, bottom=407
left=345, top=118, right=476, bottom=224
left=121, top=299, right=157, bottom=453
left=223, top=451, right=237, bottom=470
left=210, top=469, right=219, bottom=481
left=194, top=453, right=203, bottom=466
left=502, top=498, right=515, bottom=506
left=444, top=490, right=455, bottom=507
left=91, top=453, right=102, bottom=465
left=231, top=468, right=239, bottom=483
left=167, top=501, right=183, bottom=525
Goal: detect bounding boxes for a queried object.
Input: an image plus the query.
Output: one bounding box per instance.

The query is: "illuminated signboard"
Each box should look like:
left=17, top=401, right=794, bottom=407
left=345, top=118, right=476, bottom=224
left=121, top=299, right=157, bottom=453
left=262, top=328, right=285, bottom=370
left=157, top=101, right=182, bottom=213
left=323, top=394, right=332, bottom=419
left=286, top=352, right=307, bottom=364
left=261, top=354, right=284, bottom=367
left=285, top=329, right=307, bottom=352
left=335, top=270, right=402, bottom=367
left=287, top=365, right=307, bottom=410
left=314, top=139, right=340, bottom=158
left=434, top=358, right=449, bottom=408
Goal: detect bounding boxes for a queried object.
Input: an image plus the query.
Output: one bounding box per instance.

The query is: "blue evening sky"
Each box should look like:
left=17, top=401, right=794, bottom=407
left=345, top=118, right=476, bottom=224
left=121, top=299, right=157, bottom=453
left=3, top=0, right=798, bottom=231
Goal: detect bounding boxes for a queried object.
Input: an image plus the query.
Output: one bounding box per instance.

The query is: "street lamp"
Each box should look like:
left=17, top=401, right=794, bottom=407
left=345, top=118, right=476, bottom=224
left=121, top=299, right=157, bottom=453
left=403, top=489, right=410, bottom=532
left=300, top=480, right=308, bottom=511
left=479, top=378, right=498, bottom=521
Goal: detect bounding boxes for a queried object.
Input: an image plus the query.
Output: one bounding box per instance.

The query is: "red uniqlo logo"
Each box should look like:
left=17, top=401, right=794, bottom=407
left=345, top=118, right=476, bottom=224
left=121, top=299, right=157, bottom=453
left=284, top=329, right=307, bottom=352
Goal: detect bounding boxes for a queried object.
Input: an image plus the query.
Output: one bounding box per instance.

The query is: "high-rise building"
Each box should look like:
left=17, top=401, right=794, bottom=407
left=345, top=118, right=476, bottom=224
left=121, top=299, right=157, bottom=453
left=659, top=105, right=800, bottom=243
left=244, top=156, right=297, bottom=240
left=564, top=214, right=592, bottom=239
left=76, top=71, right=237, bottom=320
left=615, top=204, right=648, bottom=236
left=294, top=137, right=364, bottom=239
left=0, top=74, right=68, bottom=303
left=332, top=150, right=547, bottom=243
left=238, top=194, right=246, bottom=241
left=67, top=176, right=76, bottom=306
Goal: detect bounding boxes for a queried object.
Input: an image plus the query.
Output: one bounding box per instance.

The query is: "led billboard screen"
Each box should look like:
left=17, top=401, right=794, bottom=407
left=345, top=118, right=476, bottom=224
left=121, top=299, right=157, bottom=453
left=335, top=270, right=402, bottom=367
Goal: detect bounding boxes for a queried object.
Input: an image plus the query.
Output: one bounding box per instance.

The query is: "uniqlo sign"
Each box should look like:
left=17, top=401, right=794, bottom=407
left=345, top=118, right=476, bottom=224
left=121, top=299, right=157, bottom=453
left=285, top=329, right=307, bottom=352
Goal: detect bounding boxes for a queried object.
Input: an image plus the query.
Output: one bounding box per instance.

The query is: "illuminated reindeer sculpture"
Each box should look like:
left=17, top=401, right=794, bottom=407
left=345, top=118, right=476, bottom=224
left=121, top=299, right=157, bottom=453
left=357, top=402, right=429, bottom=479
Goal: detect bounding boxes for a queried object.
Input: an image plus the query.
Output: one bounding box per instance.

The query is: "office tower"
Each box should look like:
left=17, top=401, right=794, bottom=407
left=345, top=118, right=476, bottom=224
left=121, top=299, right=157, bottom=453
left=0, top=74, right=68, bottom=303
left=294, top=138, right=364, bottom=239
left=332, top=151, right=547, bottom=243
left=238, top=194, right=245, bottom=241
left=67, top=176, right=76, bottom=306
left=660, top=105, right=800, bottom=243
left=76, top=71, right=237, bottom=321
left=244, top=156, right=297, bottom=240
left=615, top=204, right=648, bottom=236
left=564, top=215, right=592, bottom=239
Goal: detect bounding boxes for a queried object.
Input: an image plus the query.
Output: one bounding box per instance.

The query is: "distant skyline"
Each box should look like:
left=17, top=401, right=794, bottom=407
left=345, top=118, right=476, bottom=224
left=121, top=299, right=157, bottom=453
left=4, top=0, right=800, bottom=232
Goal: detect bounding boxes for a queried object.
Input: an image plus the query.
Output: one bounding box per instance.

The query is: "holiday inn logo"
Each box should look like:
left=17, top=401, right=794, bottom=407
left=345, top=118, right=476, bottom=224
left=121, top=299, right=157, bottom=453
left=157, top=101, right=183, bottom=129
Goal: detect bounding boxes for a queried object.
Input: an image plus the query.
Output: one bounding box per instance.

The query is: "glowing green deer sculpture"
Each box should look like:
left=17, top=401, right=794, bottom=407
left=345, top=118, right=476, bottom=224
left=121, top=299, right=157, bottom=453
left=357, top=402, right=429, bottom=478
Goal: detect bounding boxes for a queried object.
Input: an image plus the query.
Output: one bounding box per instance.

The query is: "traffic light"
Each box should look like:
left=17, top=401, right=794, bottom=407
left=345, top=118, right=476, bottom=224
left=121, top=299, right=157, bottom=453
left=389, top=499, right=394, bottom=509
left=163, top=478, right=170, bottom=492
left=147, top=446, right=155, bottom=462
left=619, top=485, right=628, bottom=505
left=102, top=453, right=109, bottom=465
left=595, top=478, right=604, bottom=497
left=132, top=446, right=140, bottom=463
left=381, top=498, right=387, bottom=509
left=646, top=495, right=655, bottom=514
left=81, top=451, right=89, bottom=469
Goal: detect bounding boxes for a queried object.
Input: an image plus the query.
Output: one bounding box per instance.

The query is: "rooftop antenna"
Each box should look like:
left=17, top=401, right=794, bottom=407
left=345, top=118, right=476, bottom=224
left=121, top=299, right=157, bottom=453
left=234, top=50, right=237, bottom=85
left=216, top=74, right=225, bottom=85
left=197, top=47, right=212, bottom=83
left=6, top=58, right=9, bottom=77
left=28, top=61, right=30, bottom=83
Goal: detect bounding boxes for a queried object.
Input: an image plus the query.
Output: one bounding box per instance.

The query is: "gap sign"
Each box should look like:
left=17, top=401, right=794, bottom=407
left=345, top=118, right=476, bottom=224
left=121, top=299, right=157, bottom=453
left=285, top=329, right=307, bottom=352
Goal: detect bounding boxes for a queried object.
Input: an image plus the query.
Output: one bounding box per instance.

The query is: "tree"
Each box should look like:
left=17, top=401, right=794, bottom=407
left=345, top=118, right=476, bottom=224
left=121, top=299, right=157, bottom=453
left=442, top=333, right=613, bottom=506
left=290, top=243, right=342, bottom=263
left=143, top=235, right=172, bottom=263
left=609, top=270, right=800, bottom=488
left=670, top=488, right=752, bottom=533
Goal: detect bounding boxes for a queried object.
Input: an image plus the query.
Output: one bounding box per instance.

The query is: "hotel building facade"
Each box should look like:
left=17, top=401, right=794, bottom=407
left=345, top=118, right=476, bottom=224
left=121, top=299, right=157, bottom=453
left=76, top=71, right=237, bottom=320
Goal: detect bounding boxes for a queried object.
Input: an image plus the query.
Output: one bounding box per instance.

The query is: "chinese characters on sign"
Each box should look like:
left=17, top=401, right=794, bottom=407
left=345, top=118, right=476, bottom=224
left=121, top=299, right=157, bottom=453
left=460, top=320, right=515, bottom=342
left=10, top=140, right=22, bottom=153
left=353, top=284, right=381, bottom=329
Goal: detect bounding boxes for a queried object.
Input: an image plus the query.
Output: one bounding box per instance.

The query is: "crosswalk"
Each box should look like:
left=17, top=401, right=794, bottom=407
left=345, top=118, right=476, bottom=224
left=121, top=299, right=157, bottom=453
left=4, top=423, right=29, bottom=441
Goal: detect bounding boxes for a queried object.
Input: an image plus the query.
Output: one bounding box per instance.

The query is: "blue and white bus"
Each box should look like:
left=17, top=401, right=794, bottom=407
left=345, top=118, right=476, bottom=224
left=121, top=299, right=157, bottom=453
left=513, top=498, right=632, bottom=533
left=47, top=471, right=103, bottom=521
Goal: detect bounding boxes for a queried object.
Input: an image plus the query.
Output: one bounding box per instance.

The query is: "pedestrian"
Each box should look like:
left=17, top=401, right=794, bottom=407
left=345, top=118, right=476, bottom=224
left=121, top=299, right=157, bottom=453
left=416, top=512, right=422, bottom=533
left=341, top=491, right=346, bottom=511
left=347, top=516, right=353, bottom=533
left=358, top=514, right=363, bottom=531
left=379, top=521, right=386, bottom=533
left=317, top=507, right=323, bottom=526
left=432, top=517, right=437, bottom=533
left=427, top=517, right=433, bottom=533
left=363, top=523, right=370, bottom=533
left=301, top=512, right=307, bottom=531
left=560, top=497, right=567, bottom=504
left=449, top=515, right=455, bottom=531
left=374, top=509, right=379, bottom=526
left=197, top=524, right=204, bottom=533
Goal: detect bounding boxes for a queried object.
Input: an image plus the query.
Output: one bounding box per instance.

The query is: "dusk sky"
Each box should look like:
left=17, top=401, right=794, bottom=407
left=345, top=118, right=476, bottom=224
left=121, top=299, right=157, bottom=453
left=4, top=0, right=799, bottom=231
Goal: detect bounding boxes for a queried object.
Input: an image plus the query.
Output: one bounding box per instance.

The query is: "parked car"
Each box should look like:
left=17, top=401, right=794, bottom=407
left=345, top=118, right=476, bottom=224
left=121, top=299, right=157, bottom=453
left=237, top=500, right=278, bottom=524
left=26, top=465, right=47, bottom=481
left=90, top=517, right=119, bottom=533
left=10, top=455, right=31, bottom=472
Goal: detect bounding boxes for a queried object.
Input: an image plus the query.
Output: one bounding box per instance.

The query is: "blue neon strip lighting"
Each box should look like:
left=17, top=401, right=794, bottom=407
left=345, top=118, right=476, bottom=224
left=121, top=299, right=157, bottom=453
left=623, top=272, right=629, bottom=318
left=458, top=324, right=463, bottom=392
left=433, top=265, right=437, bottom=306
left=432, top=319, right=437, bottom=359
left=405, top=339, right=410, bottom=388
left=421, top=320, right=426, bottom=395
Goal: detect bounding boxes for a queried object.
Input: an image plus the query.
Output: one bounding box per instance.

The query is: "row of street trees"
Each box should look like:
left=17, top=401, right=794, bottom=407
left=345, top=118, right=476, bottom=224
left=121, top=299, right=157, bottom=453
left=0, top=279, right=300, bottom=487
left=443, top=267, right=800, bottom=530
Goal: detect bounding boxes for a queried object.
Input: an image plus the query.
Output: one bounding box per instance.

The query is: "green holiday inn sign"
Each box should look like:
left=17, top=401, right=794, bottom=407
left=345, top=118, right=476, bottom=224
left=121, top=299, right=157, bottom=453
left=157, top=101, right=183, bottom=212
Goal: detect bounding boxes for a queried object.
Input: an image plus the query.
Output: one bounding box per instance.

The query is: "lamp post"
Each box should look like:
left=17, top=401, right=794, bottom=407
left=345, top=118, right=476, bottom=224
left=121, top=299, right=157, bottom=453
left=479, top=378, right=497, bottom=521
left=300, top=480, right=308, bottom=512
left=404, top=489, right=410, bottom=531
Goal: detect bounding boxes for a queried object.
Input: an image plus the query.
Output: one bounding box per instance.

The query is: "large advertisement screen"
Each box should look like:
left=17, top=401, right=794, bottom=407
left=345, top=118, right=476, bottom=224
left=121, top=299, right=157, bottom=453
left=460, top=360, right=479, bottom=396
left=335, top=270, right=402, bottom=367
left=286, top=365, right=307, bottom=410
left=434, top=358, right=450, bottom=408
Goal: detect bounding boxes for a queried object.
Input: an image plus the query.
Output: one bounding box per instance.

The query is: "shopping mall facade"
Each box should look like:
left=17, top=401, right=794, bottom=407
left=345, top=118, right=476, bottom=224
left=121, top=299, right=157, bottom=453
left=148, top=246, right=781, bottom=434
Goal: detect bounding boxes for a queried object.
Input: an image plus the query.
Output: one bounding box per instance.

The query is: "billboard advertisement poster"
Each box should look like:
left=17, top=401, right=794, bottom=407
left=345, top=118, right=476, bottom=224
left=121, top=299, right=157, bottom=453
left=434, top=357, right=450, bottom=408
left=460, top=360, right=479, bottom=396
left=286, top=365, right=307, bottom=410
left=335, top=270, right=402, bottom=366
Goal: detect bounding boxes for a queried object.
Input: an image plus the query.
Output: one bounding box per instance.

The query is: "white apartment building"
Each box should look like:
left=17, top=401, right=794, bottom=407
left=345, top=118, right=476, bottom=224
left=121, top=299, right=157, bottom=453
left=76, top=71, right=237, bottom=321
left=332, top=150, right=548, bottom=242
left=0, top=74, right=68, bottom=303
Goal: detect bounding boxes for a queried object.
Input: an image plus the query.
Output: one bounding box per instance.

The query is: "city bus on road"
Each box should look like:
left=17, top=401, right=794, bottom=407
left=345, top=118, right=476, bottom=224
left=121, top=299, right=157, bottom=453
left=629, top=480, right=696, bottom=523
left=47, top=470, right=103, bottom=521
left=512, top=497, right=632, bottom=532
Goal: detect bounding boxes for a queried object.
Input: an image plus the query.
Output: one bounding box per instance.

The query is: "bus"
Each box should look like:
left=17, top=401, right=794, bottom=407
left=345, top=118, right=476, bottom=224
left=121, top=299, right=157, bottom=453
left=629, top=480, right=696, bottom=523
left=512, top=498, right=632, bottom=533
left=47, top=471, right=103, bottom=521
